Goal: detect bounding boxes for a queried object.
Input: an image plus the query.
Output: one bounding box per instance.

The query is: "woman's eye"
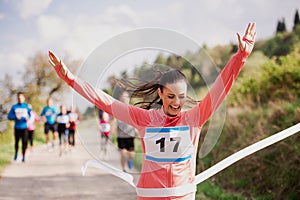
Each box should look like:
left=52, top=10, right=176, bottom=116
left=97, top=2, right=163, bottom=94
left=168, top=95, right=174, bottom=99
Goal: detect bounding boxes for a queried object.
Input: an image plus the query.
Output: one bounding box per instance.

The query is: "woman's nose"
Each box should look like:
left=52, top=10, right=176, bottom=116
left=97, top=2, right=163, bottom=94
left=174, top=97, right=180, bottom=105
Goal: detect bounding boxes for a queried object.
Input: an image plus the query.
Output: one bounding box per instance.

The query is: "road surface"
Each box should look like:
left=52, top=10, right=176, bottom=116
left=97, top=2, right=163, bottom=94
left=0, top=120, right=139, bottom=200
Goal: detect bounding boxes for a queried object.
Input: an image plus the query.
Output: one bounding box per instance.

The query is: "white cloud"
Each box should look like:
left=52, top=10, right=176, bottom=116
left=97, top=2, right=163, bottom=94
left=37, top=15, right=68, bottom=41
left=0, top=50, right=27, bottom=85
left=17, top=0, right=52, bottom=19
left=0, top=13, right=5, bottom=20
left=36, top=4, right=139, bottom=59
left=103, top=4, right=138, bottom=25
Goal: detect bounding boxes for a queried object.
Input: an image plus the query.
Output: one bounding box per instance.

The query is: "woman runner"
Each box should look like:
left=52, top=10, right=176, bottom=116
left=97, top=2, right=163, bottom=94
left=48, top=23, right=256, bottom=199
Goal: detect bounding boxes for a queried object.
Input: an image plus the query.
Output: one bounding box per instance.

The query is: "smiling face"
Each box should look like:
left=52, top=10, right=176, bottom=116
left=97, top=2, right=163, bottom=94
left=158, top=79, right=187, bottom=117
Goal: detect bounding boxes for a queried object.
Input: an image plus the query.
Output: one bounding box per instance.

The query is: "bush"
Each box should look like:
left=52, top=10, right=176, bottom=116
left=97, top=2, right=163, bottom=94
left=231, top=48, right=300, bottom=106
left=207, top=63, right=300, bottom=199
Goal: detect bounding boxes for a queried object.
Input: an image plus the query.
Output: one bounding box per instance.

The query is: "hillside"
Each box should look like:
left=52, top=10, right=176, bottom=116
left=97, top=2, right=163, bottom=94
left=197, top=27, right=300, bottom=199
left=126, top=26, right=300, bottom=199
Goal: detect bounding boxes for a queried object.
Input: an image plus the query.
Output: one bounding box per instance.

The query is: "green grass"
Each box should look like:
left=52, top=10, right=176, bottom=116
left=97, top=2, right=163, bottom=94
left=196, top=181, right=245, bottom=200
left=0, top=121, right=45, bottom=176
left=0, top=142, right=14, bottom=175
left=0, top=122, right=14, bottom=175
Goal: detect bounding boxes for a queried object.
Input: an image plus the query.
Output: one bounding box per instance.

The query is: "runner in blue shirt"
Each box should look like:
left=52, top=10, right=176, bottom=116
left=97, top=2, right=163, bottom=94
left=40, top=97, right=58, bottom=150
left=8, top=92, right=31, bottom=162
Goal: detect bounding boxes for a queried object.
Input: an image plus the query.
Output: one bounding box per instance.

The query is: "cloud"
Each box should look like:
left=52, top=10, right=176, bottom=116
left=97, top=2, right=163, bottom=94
left=37, top=15, right=68, bottom=41
left=103, top=4, right=138, bottom=25
left=17, top=0, right=52, bottom=19
left=0, top=13, right=5, bottom=20
left=0, top=50, right=27, bottom=85
left=36, top=4, right=138, bottom=59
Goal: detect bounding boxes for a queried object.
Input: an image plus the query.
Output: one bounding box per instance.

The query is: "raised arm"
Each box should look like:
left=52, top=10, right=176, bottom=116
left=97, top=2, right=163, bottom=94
left=48, top=51, right=146, bottom=127
left=48, top=51, right=76, bottom=87
left=197, top=22, right=256, bottom=127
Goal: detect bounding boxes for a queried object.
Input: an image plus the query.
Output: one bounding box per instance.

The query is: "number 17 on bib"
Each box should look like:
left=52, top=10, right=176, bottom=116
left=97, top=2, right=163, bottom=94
left=144, top=126, right=194, bottom=163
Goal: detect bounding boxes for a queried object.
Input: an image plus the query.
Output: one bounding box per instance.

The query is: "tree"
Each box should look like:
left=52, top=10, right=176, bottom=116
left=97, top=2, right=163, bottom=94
left=0, top=74, right=18, bottom=121
left=22, top=51, right=81, bottom=111
left=82, top=106, right=96, bottom=119
left=0, top=51, right=81, bottom=119
left=293, top=9, right=300, bottom=31
left=276, top=18, right=287, bottom=34
left=166, top=54, right=184, bottom=70
left=154, top=53, right=166, bottom=65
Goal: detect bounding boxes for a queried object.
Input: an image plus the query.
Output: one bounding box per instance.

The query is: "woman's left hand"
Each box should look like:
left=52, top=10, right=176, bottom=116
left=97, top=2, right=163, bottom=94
left=48, top=51, right=75, bottom=84
left=48, top=51, right=68, bottom=76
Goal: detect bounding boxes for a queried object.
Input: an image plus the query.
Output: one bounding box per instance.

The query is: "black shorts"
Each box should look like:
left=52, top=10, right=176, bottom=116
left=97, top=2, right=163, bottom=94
left=117, top=137, right=134, bottom=151
left=44, top=123, right=57, bottom=134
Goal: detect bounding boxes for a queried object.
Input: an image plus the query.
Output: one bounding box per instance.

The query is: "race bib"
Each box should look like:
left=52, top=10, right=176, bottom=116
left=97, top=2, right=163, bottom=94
left=100, top=123, right=111, bottom=132
left=144, top=126, right=194, bottom=163
left=15, top=108, right=28, bottom=119
left=57, top=115, right=69, bottom=123
left=45, top=110, right=54, bottom=116
left=69, top=113, right=78, bottom=121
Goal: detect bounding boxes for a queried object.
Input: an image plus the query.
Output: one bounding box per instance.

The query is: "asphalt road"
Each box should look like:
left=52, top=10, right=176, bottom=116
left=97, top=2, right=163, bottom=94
left=0, top=120, right=139, bottom=200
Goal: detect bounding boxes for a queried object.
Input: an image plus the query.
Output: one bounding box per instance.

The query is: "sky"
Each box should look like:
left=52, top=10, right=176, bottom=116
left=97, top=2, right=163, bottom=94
left=0, top=0, right=299, bottom=110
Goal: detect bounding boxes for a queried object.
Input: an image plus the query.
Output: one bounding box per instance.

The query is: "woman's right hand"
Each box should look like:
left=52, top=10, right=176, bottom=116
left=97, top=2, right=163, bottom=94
left=48, top=51, right=75, bottom=84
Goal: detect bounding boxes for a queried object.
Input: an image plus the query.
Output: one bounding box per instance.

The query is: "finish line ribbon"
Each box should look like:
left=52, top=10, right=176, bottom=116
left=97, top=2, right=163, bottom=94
left=195, top=122, right=300, bottom=184
left=82, top=123, right=300, bottom=197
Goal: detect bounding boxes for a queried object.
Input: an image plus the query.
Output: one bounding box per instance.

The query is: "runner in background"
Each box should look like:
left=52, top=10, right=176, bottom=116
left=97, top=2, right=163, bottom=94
left=99, top=110, right=111, bottom=159
left=8, top=92, right=31, bottom=162
left=113, top=87, right=136, bottom=172
left=68, top=106, right=80, bottom=148
left=56, top=104, right=70, bottom=156
left=40, top=97, right=58, bottom=151
left=26, top=104, right=40, bottom=152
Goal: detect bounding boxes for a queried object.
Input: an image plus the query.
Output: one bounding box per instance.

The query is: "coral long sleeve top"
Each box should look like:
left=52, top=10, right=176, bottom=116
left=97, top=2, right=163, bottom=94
left=55, top=49, right=249, bottom=199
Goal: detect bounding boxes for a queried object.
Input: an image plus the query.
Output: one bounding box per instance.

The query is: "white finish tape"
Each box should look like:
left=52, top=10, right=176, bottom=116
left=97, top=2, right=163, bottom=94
left=82, top=123, right=300, bottom=197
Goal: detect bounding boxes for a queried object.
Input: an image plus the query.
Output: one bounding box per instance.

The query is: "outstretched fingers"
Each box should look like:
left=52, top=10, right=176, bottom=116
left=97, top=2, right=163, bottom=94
left=236, top=22, right=256, bottom=53
left=245, top=22, right=256, bottom=40
left=48, top=51, right=61, bottom=67
left=251, top=24, right=257, bottom=40
left=245, top=23, right=251, bottom=35
left=48, top=51, right=67, bottom=76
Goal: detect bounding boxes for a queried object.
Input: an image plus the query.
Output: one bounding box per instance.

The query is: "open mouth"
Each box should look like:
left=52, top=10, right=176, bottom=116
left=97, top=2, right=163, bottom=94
left=169, top=105, right=181, bottom=111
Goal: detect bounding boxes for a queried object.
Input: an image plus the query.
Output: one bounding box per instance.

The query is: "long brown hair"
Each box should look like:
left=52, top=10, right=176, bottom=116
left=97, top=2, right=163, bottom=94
left=112, top=67, right=197, bottom=110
